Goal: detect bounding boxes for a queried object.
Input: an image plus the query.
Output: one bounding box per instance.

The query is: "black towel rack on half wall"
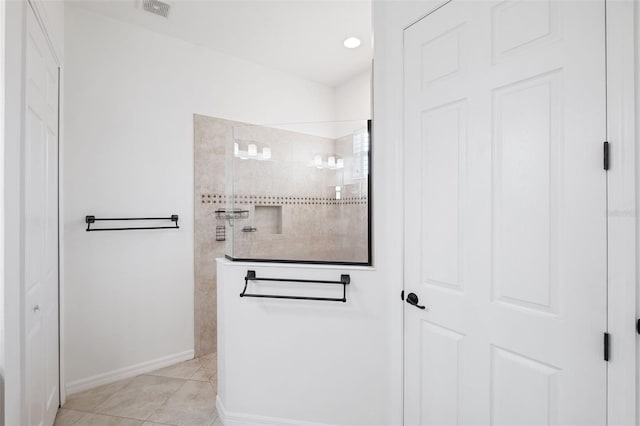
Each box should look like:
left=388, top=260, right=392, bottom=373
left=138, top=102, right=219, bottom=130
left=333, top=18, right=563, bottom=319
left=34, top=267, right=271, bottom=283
left=240, top=270, right=351, bottom=303
left=85, top=215, right=179, bottom=231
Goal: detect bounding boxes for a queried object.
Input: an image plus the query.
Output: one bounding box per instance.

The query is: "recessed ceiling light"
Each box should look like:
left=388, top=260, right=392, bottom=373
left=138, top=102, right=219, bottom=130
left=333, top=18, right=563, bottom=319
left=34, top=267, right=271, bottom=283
left=343, top=37, right=361, bottom=49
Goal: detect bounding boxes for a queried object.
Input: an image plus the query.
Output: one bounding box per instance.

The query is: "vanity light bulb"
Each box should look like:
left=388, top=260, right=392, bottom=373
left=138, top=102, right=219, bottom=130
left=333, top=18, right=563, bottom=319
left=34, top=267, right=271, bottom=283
left=336, top=158, right=344, bottom=169
left=262, top=147, right=271, bottom=160
left=234, top=143, right=239, bottom=157
left=248, top=144, right=257, bottom=157
left=328, top=156, right=336, bottom=167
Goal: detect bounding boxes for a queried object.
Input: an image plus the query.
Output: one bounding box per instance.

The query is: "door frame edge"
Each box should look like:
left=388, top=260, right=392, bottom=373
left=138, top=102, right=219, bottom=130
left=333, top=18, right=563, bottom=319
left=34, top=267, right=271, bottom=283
left=25, top=0, right=66, bottom=412
left=3, top=1, right=27, bottom=424
left=606, top=1, right=638, bottom=425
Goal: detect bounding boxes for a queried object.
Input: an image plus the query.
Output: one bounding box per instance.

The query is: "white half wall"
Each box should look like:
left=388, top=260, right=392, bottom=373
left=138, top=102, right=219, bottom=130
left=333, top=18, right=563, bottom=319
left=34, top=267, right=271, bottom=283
left=63, top=5, right=337, bottom=392
left=216, top=261, right=397, bottom=426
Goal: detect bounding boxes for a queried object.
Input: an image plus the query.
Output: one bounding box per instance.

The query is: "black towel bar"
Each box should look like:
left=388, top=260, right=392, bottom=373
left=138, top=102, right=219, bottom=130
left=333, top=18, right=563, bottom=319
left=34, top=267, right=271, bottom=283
left=240, top=270, right=350, bottom=303
left=85, top=215, right=179, bottom=231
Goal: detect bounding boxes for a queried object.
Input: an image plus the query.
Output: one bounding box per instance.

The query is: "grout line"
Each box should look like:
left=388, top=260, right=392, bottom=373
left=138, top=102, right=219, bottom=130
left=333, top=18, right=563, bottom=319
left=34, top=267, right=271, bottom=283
left=144, top=378, right=193, bottom=424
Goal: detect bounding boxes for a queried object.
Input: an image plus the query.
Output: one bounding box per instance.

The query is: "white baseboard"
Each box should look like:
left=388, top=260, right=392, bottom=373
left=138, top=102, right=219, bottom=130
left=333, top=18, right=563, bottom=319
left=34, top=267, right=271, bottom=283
left=65, top=349, right=195, bottom=395
left=216, top=396, right=338, bottom=426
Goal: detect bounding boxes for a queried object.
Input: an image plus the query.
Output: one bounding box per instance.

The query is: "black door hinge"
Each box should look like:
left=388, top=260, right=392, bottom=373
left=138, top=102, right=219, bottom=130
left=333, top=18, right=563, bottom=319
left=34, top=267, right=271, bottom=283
left=604, top=141, right=610, bottom=170
left=604, top=332, right=610, bottom=362
left=401, top=290, right=405, bottom=301
left=636, top=319, right=640, bottom=334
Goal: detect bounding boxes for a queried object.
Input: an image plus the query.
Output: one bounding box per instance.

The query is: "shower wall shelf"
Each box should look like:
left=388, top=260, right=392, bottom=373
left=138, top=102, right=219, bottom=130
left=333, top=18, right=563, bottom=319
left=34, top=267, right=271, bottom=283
left=240, top=270, right=350, bottom=303
left=85, top=215, right=179, bottom=231
left=214, top=209, right=249, bottom=220
left=216, top=225, right=226, bottom=241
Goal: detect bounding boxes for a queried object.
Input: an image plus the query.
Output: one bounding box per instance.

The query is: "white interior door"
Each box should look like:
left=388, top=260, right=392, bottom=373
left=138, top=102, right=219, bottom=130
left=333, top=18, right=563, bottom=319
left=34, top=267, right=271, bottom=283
left=403, top=1, right=607, bottom=425
left=25, top=6, right=60, bottom=426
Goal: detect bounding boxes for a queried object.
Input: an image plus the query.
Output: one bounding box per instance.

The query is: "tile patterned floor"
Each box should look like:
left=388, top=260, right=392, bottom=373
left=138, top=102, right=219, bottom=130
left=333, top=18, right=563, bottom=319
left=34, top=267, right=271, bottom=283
left=55, top=353, right=222, bottom=426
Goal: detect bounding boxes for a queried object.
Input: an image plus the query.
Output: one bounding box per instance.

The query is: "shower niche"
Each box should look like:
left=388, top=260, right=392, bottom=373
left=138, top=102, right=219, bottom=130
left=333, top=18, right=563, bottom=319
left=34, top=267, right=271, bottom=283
left=254, top=206, right=282, bottom=235
left=224, top=120, right=371, bottom=265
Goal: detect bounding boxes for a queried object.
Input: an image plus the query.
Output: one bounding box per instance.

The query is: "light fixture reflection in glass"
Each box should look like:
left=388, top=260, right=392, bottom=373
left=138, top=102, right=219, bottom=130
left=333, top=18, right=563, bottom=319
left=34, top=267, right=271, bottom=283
left=328, top=156, right=336, bottom=168
left=248, top=144, right=257, bottom=157
left=314, top=155, right=322, bottom=168
left=262, top=147, right=271, bottom=160
left=336, top=158, right=344, bottom=169
left=234, top=142, right=239, bottom=157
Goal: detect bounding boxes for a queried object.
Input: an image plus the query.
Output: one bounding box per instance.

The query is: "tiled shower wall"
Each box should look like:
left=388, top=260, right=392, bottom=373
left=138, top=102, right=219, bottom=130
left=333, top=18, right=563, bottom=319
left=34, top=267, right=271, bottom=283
left=194, top=114, right=368, bottom=356
left=230, top=123, right=368, bottom=263
left=194, top=114, right=240, bottom=357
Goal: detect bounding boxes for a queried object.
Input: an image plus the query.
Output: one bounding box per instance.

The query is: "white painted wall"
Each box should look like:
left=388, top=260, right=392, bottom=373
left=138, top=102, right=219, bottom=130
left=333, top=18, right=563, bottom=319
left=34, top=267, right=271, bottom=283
left=331, top=69, right=371, bottom=138
left=63, top=5, right=338, bottom=393
left=334, top=70, right=371, bottom=121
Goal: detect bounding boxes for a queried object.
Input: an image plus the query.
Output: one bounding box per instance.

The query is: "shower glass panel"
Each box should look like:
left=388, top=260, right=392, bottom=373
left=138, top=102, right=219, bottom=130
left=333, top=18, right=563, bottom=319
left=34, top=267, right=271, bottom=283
left=223, top=120, right=371, bottom=265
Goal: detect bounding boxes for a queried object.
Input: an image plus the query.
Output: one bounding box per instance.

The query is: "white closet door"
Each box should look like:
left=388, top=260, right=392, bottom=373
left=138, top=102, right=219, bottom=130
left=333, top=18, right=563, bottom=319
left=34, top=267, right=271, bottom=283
left=25, top=6, right=60, bottom=426
left=403, top=1, right=607, bottom=424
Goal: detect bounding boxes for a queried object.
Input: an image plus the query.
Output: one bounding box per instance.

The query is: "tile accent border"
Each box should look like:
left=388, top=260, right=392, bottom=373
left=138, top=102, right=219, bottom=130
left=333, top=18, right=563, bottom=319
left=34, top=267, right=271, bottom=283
left=216, top=396, right=338, bottom=426
left=65, top=350, right=195, bottom=396
left=200, top=193, right=368, bottom=206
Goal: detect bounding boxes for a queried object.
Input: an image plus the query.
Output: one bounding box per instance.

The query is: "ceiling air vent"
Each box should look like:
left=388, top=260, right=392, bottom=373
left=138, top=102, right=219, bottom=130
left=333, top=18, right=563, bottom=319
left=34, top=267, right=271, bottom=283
left=143, top=0, right=170, bottom=18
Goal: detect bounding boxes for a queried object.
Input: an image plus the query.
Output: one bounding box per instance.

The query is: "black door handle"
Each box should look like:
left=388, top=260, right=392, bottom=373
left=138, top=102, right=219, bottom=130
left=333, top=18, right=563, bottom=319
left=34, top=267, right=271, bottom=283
left=406, top=292, right=426, bottom=310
